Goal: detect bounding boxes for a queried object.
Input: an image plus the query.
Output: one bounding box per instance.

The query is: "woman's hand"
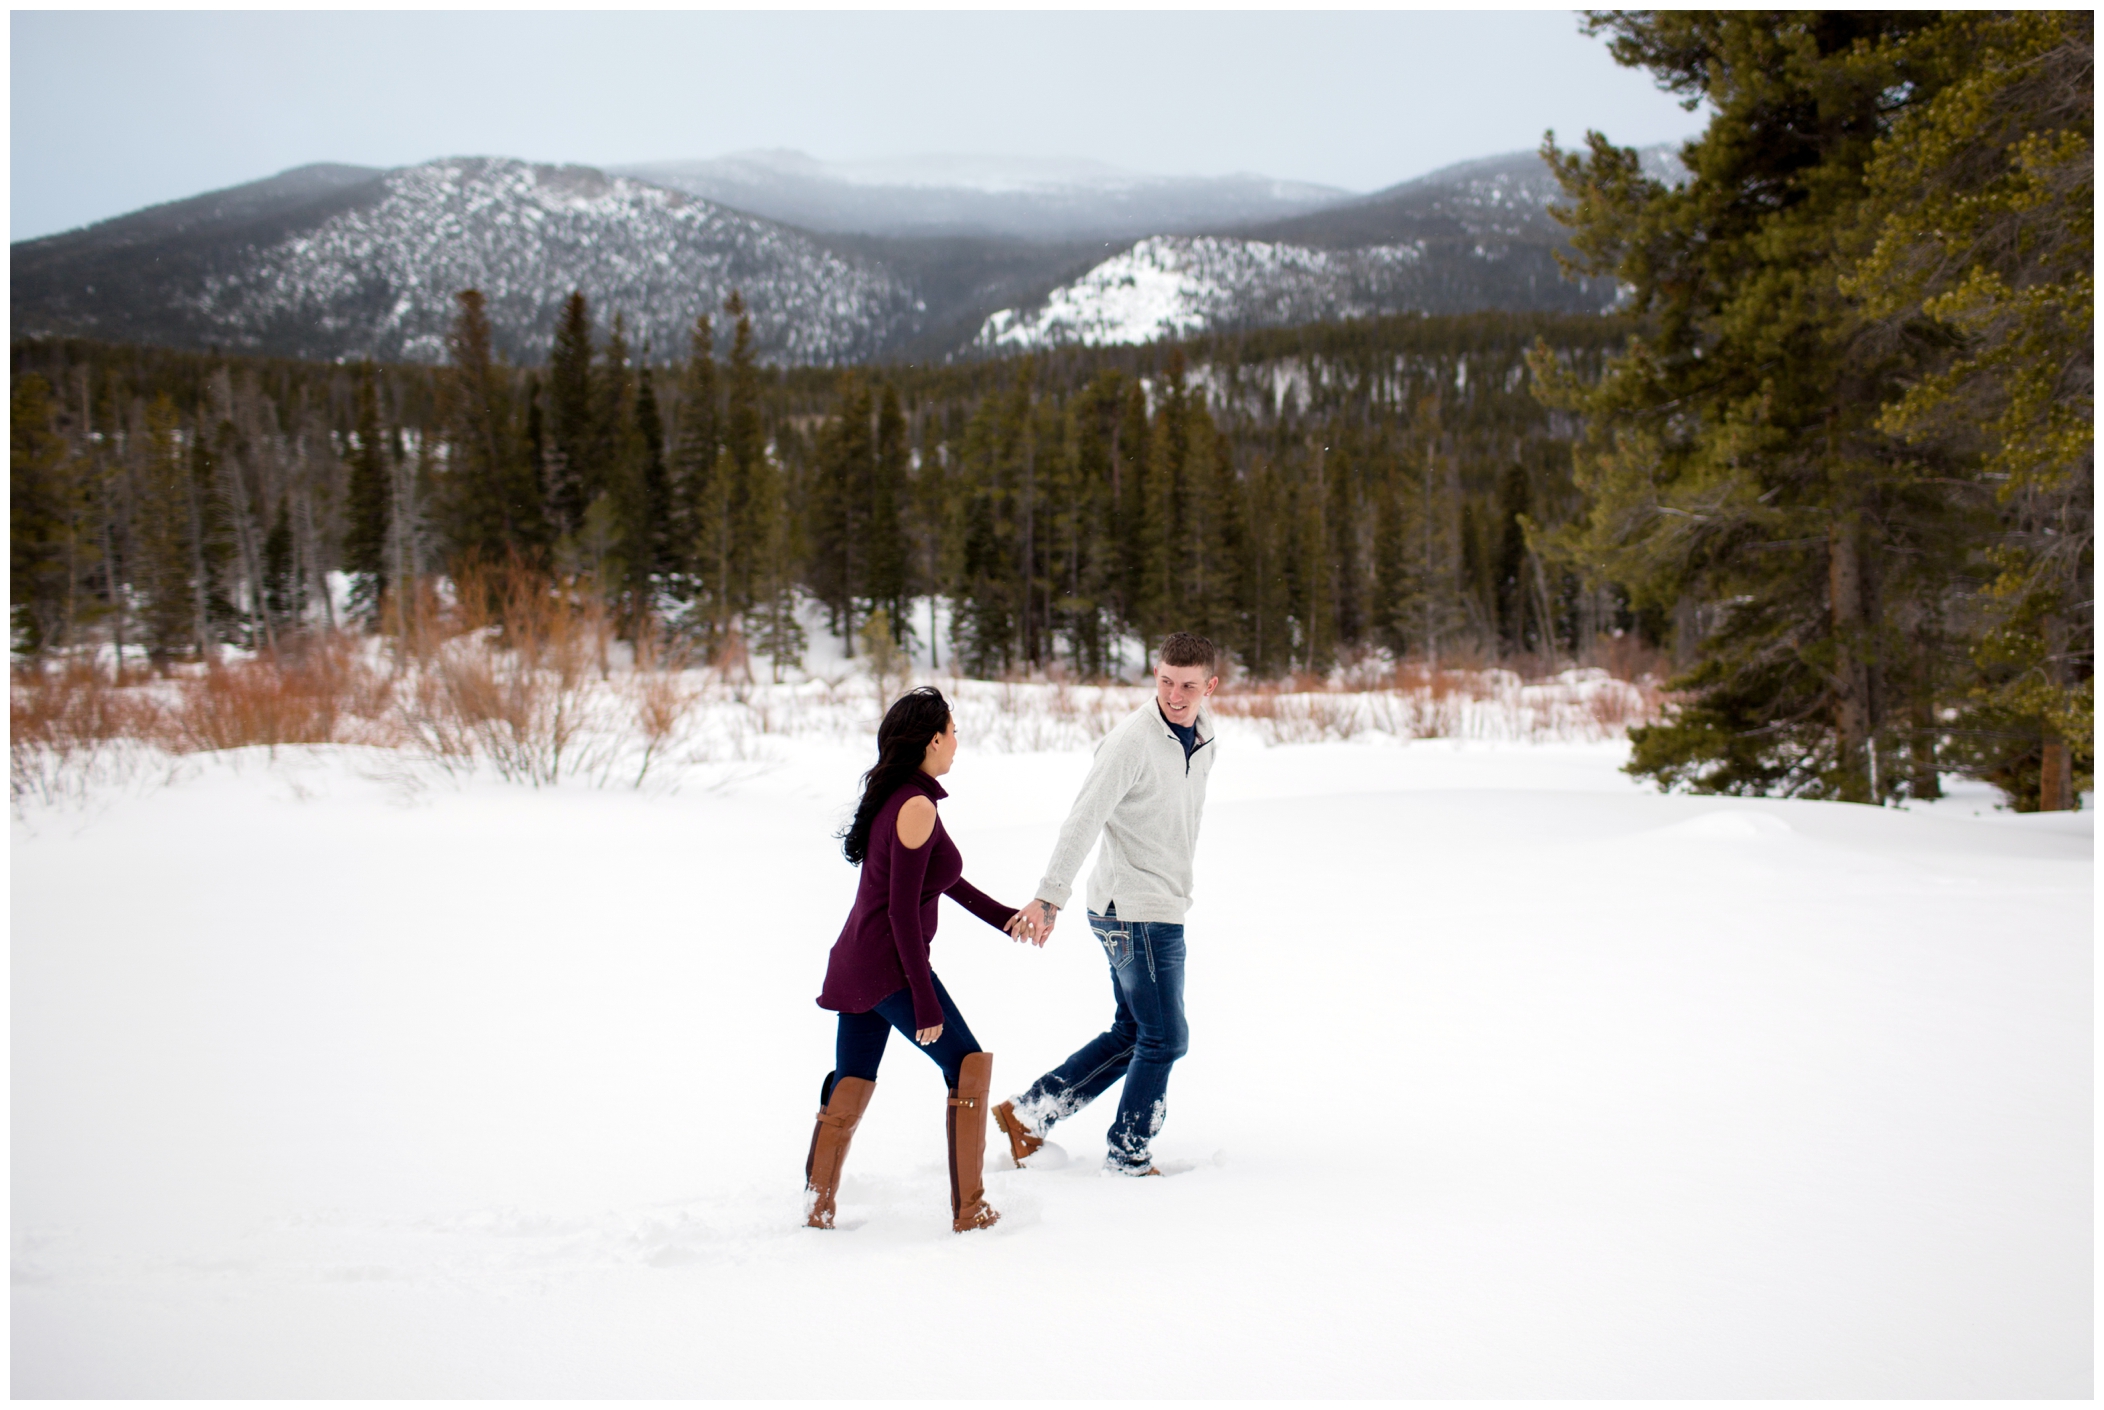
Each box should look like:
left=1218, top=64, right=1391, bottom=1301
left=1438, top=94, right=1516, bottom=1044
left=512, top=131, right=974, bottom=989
left=915, top=1024, right=944, bottom=1045
left=1006, top=900, right=1056, bottom=946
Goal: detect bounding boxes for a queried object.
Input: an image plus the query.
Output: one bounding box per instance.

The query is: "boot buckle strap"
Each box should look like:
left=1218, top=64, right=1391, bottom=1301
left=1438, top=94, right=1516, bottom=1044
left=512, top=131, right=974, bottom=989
left=949, top=1096, right=978, bottom=1108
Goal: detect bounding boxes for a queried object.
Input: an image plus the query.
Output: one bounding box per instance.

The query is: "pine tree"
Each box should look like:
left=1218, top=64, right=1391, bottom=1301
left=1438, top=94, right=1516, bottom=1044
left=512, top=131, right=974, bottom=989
left=868, top=382, right=912, bottom=649
left=1491, top=462, right=1534, bottom=656
left=808, top=373, right=874, bottom=647
left=186, top=413, right=236, bottom=652
left=1371, top=444, right=1410, bottom=657
left=439, top=289, right=546, bottom=576
left=1324, top=436, right=1364, bottom=653
left=545, top=290, right=595, bottom=538
left=1055, top=371, right=1125, bottom=676
left=10, top=375, right=73, bottom=654
left=595, top=318, right=665, bottom=629
left=263, top=494, right=300, bottom=625
left=744, top=448, right=805, bottom=682
left=1537, top=12, right=1966, bottom=801
left=1203, top=427, right=1254, bottom=668
left=635, top=366, right=671, bottom=578
left=1145, top=349, right=1194, bottom=633
left=134, top=394, right=196, bottom=666
left=952, top=375, right=1033, bottom=675
left=1845, top=11, right=2093, bottom=808
left=671, top=314, right=719, bottom=595
left=344, top=369, right=390, bottom=623
left=1114, top=377, right=1156, bottom=638
left=722, top=290, right=766, bottom=616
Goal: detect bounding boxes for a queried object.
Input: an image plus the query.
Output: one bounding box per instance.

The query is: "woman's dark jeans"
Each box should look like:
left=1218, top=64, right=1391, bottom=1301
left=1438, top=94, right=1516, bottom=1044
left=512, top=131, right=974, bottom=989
left=1016, top=906, right=1188, bottom=1172
left=835, top=971, right=982, bottom=1090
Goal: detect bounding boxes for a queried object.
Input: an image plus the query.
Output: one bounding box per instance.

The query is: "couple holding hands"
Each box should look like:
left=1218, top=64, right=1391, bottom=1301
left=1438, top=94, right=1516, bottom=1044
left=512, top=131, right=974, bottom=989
left=806, top=633, right=1221, bottom=1232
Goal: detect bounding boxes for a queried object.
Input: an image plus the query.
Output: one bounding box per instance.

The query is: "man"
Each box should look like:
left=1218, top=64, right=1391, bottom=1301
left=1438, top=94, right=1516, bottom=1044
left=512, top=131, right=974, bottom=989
left=995, top=632, right=1220, bottom=1176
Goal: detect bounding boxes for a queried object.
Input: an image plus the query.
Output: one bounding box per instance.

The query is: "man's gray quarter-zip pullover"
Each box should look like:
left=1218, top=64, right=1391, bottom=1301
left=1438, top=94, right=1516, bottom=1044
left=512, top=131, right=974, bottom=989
left=1033, top=701, right=1216, bottom=924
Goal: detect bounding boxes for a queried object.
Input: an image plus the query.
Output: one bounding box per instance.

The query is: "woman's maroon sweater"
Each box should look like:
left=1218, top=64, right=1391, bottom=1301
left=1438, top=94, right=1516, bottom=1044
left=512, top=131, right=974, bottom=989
left=817, top=773, right=1014, bottom=1029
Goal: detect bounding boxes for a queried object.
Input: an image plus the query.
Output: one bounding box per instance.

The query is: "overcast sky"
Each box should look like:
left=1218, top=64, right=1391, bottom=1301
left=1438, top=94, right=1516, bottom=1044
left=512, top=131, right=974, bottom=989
left=11, top=9, right=1705, bottom=242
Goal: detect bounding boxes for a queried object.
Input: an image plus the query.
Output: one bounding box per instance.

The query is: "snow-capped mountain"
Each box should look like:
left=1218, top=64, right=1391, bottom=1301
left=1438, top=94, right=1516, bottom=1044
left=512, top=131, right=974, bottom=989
left=977, top=236, right=1428, bottom=350
left=15, top=146, right=1685, bottom=365
left=973, top=147, right=1683, bottom=351
left=612, top=149, right=1350, bottom=240
left=13, top=157, right=923, bottom=364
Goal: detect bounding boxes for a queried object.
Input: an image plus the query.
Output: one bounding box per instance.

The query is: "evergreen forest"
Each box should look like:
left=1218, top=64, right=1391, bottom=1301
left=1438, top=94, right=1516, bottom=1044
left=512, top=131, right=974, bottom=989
left=10, top=12, right=2090, bottom=812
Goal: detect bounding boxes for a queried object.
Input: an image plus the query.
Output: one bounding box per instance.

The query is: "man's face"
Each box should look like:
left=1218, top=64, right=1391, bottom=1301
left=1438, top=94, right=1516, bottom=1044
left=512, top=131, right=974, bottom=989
left=1156, top=659, right=1217, bottom=726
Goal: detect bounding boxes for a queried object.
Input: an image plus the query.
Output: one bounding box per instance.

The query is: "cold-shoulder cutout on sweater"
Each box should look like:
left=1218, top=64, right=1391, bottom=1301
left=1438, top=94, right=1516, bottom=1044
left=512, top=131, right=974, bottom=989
left=817, top=771, right=1015, bottom=1030
left=896, top=794, right=937, bottom=849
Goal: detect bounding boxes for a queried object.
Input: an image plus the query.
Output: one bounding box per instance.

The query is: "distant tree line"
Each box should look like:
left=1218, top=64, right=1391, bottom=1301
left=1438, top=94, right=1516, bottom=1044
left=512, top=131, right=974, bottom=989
left=10, top=305, right=1630, bottom=688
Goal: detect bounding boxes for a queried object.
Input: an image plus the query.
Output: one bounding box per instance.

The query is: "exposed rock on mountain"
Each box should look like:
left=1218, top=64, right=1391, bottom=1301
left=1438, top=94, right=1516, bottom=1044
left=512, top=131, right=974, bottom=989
left=13, top=157, right=922, bottom=364
left=611, top=149, right=1350, bottom=240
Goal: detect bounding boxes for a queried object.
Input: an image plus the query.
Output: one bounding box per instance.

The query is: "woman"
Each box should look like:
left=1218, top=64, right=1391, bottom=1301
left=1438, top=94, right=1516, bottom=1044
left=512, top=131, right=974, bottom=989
left=806, top=686, right=1031, bottom=1233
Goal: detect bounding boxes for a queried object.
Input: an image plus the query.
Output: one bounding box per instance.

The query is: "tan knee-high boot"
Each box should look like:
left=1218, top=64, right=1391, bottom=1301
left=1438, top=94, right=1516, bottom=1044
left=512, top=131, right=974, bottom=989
left=805, top=1072, right=875, bottom=1230
left=947, top=1051, right=1000, bottom=1233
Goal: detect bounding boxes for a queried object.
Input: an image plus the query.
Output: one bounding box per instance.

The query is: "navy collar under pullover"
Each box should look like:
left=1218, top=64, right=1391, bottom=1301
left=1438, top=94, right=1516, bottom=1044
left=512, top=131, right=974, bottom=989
left=1160, top=706, right=1200, bottom=767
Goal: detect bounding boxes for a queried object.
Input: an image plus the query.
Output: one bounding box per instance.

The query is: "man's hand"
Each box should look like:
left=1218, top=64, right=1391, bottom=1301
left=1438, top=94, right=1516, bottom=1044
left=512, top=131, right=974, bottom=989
left=1005, top=899, right=1058, bottom=946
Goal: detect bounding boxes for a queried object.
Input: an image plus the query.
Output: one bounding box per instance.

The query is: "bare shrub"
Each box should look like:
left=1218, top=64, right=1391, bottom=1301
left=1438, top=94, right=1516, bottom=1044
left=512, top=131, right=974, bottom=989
left=11, top=659, right=164, bottom=752
left=166, top=637, right=394, bottom=753
left=627, top=629, right=701, bottom=786
left=1302, top=693, right=1364, bottom=740
left=394, top=560, right=615, bottom=784
left=1585, top=675, right=1667, bottom=735
left=10, top=660, right=172, bottom=807
left=1591, top=633, right=1672, bottom=686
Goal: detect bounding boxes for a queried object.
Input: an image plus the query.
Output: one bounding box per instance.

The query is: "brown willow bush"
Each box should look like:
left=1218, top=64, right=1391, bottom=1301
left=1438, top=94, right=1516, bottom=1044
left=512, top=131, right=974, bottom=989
left=10, top=560, right=700, bottom=800
left=1211, top=654, right=1665, bottom=746
left=169, top=638, right=398, bottom=752
left=392, top=559, right=618, bottom=785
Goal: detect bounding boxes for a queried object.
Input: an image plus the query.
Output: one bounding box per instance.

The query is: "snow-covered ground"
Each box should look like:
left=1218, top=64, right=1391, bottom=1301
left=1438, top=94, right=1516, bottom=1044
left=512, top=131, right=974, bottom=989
left=11, top=721, right=2091, bottom=1396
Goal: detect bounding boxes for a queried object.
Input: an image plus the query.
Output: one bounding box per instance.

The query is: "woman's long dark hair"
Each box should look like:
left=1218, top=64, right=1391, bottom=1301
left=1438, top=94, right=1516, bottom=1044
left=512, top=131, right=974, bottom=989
left=841, top=686, right=952, bottom=865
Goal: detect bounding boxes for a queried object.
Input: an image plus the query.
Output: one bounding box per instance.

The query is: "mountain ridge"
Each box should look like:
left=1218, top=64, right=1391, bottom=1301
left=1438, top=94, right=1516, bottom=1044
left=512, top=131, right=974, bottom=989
left=610, top=149, right=1350, bottom=240
left=13, top=146, right=1674, bottom=364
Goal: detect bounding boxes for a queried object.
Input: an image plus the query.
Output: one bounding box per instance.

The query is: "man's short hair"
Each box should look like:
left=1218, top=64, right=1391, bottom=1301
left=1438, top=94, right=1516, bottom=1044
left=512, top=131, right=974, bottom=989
left=1158, top=632, right=1219, bottom=677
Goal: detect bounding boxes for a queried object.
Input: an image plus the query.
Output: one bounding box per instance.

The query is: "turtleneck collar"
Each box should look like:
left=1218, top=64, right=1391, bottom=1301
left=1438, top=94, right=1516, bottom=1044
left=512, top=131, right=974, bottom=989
left=911, top=771, right=950, bottom=801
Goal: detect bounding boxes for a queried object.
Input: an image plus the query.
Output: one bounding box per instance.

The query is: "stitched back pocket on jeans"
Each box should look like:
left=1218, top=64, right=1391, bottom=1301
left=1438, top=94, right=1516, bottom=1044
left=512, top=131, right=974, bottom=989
left=1091, top=919, right=1133, bottom=971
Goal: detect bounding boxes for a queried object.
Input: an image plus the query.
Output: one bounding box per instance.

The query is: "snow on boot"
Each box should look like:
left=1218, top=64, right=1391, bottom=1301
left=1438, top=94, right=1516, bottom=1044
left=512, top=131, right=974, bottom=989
left=804, top=1071, right=875, bottom=1230
left=992, top=1099, right=1045, bottom=1166
left=946, top=1052, right=1000, bottom=1233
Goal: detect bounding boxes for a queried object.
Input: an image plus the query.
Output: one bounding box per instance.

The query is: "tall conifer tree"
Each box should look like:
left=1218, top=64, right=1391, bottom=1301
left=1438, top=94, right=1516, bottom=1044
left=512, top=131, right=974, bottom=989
left=545, top=291, right=595, bottom=538
left=344, top=370, right=390, bottom=623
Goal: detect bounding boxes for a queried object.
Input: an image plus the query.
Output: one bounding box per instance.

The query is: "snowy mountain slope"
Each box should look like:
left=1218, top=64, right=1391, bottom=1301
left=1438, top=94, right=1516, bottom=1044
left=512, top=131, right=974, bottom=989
left=14, top=146, right=1681, bottom=364
left=976, top=236, right=1428, bottom=349
left=1236, top=144, right=1686, bottom=249
left=972, top=148, right=1683, bottom=350
left=13, top=157, right=923, bottom=364
left=612, top=149, right=1350, bottom=240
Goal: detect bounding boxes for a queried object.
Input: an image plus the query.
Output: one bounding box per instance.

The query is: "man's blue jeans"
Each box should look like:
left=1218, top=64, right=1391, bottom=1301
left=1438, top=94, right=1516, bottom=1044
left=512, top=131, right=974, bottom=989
left=1014, top=905, right=1187, bottom=1173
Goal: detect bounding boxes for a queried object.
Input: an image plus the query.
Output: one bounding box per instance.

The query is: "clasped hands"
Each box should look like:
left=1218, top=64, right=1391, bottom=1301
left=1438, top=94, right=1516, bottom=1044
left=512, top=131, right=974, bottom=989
left=1004, top=899, right=1059, bottom=947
